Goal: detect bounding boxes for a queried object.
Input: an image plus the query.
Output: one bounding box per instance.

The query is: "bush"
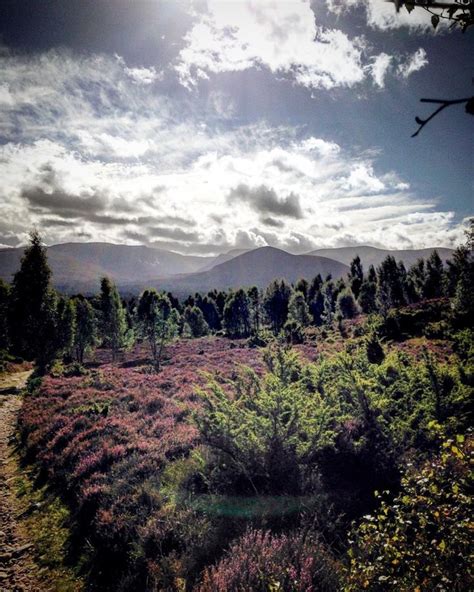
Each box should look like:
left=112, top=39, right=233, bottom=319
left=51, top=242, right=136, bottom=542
left=366, top=333, right=385, bottom=364
left=346, top=435, right=473, bottom=591
left=198, top=528, right=340, bottom=592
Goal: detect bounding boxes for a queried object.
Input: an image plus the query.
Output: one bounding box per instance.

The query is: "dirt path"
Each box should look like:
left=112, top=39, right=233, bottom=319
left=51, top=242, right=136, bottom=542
left=0, top=371, right=51, bottom=592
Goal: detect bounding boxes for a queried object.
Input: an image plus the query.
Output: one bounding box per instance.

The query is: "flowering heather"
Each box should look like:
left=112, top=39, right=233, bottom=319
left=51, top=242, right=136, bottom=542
left=198, top=528, right=340, bottom=592
left=18, top=337, right=268, bottom=590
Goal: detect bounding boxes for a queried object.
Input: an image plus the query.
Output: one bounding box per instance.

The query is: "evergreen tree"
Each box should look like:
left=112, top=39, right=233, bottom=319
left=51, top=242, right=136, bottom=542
left=247, top=286, right=262, bottom=336
left=99, top=277, right=130, bottom=361
left=406, top=258, right=426, bottom=303
left=224, top=289, right=251, bottom=338
left=183, top=305, right=209, bottom=337
left=336, top=288, right=359, bottom=319
left=288, top=290, right=310, bottom=326
left=137, top=289, right=179, bottom=370
left=198, top=296, right=221, bottom=331
left=377, top=256, right=406, bottom=313
left=309, top=290, right=325, bottom=326
left=452, top=221, right=474, bottom=322
left=263, top=279, right=291, bottom=334
left=424, top=250, right=445, bottom=299
left=321, top=280, right=335, bottom=326
left=8, top=230, right=57, bottom=363
left=0, top=279, right=10, bottom=351
left=56, top=297, right=76, bottom=360
left=308, top=274, right=323, bottom=302
left=348, top=255, right=364, bottom=300
left=367, top=264, right=377, bottom=284
left=294, top=278, right=309, bottom=300
left=358, top=279, right=377, bottom=314
left=73, top=296, right=97, bottom=364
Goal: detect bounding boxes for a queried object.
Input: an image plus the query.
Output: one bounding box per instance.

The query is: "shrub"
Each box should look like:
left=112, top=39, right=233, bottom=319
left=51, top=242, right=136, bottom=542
left=198, top=528, right=340, bottom=592
left=346, top=435, right=473, bottom=591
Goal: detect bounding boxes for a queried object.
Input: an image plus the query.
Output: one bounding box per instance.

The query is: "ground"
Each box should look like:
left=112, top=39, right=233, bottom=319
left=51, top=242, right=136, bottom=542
left=0, top=369, right=48, bottom=592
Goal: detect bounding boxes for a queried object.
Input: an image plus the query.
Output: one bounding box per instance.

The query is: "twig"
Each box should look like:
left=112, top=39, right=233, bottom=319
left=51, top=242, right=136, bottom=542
left=412, top=97, right=472, bottom=137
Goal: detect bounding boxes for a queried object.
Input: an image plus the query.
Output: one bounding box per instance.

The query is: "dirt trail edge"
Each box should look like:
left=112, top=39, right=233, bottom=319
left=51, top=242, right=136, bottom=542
left=0, top=370, right=51, bottom=592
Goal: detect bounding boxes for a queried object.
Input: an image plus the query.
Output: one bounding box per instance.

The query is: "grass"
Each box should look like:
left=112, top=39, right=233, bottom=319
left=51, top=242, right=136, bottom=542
left=12, top=424, right=85, bottom=591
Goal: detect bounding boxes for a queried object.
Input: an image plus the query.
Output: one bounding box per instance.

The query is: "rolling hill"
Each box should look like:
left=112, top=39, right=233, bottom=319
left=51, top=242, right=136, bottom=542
left=0, top=242, right=213, bottom=291
left=308, top=246, right=454, bottom=269
left=125, top=246, right=350, bottom=295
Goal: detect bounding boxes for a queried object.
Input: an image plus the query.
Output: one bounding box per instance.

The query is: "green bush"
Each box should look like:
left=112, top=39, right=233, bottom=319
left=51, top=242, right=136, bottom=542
left=346, top=435, right=473, bottom=591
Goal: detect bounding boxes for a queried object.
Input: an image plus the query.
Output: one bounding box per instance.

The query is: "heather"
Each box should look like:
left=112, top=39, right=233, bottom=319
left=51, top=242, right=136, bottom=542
left=17, top=326, right=473, bottom=590
left=5, top=229, right=474, bottom=590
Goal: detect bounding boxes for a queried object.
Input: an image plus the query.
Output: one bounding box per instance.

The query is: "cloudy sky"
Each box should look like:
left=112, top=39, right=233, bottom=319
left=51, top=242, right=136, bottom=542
left=0, top=0, right=472, bottom=254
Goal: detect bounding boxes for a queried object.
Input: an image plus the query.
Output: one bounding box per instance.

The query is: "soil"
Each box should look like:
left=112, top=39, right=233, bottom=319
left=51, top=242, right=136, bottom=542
left=0, top=370, right=51, bottom=592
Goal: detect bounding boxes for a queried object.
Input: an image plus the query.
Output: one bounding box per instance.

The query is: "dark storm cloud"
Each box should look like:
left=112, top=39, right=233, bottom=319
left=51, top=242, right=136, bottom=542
left=20, top=164, right=108, bottom=220
left=261, top=216, right=284, bottom=228
left=41, top=218, right=78, bottom=227
left=228, top=183, right=303, bottom=219
left=21, top=185, right=107, bottom=215
left=148, top=226, right=200, bottom=241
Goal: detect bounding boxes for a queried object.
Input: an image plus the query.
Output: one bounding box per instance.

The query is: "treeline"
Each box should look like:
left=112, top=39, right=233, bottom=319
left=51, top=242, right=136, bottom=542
left=1, top=227, right=473, bottom=371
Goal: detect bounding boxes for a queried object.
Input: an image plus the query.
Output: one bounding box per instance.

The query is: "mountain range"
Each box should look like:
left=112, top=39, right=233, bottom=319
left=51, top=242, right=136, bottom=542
left=0, top=242, right=454, bottom=295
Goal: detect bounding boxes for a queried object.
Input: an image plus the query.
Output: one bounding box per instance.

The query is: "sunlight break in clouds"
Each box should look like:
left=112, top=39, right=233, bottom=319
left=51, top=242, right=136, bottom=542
left=176, top=1, right=430, bottom=91
left=176, top=0, right=368, bottom=89
left=0, top=44, right=466, bottom=252
left=326, top=0, right=438, bottom=30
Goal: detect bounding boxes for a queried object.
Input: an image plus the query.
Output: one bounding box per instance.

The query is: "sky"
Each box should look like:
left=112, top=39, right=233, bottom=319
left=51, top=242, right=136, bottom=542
left=0, top=0, right=472, bottom=255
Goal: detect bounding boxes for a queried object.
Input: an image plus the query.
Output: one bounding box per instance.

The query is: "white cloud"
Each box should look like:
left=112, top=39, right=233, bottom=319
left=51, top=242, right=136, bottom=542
left=124, top=65, right=162, bottom=85
left=370, top=53, right=392, bottom=88
left=176, top=0, right=369, bottom=90
left=397, top=48, right=429, bottom=78
left=327, top=0, right=438, bottom=31
left=0, top=45, right=465, bottom=252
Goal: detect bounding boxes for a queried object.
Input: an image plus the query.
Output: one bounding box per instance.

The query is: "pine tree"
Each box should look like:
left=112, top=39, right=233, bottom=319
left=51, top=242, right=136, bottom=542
left=358, top=278, right=377, bottom=314
left=424, top=250, right=445, bottom=299
left=247, top=286, right=262, bottom=336
left=9, top=230, right=57, bottom=363
left=224, top=289, right=251, bottom=338
left=183, top=305, right=209, bottom=337
left=377, top=256, right=406, bottom=313
left=56, top=297, right=76, bottom=360
left=99, top=277, right=130, bottom=361
left=308, top=274, right=323, bottom=302
left=137, top=289, right=179, bottom=370
left=263, top=280, right=291, bottom=334
left=294, top=278, right=309, bottom=300
left=0, top=279, right=10, bottom=351
left=73, top=296, right=97, bottom=364
left=406, top=258, right=426, bottom=303
left=198, top=296, right=221, bottom=331
left=288, top=291, right=310, bottom=326
left=348, top=256, right=364, bottom=300
left=336, top=288, right=359, bottom=319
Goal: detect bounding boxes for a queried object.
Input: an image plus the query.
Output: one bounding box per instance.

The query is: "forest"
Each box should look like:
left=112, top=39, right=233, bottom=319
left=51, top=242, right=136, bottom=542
left=0, top=224, right=472, bottom=591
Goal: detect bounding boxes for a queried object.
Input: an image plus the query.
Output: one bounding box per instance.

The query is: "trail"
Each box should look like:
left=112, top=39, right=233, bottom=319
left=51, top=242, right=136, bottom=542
left=0, top=370, right=50, bottom=592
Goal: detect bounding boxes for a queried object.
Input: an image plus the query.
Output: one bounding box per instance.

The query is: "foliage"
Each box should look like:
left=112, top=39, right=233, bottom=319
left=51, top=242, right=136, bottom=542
left=136, top=289, right=180, bottom=369
left=0, top=278, right=11, bottom=350
left=183, top=305, right=210, bottom=338
left=223, top=289, right=251, bottom=338
left=8, top=230, right=58, bottom=366
left=346, top=435, right=473, bottom=591
left=199, top=528, right=341, bottom=592
left=348, top=256, right=364, bottom=300
left=336, top=289, right=359, bottom=319
left=73, top=296, right=97, bottom=364
left=264, top=279, right=291, bottom=334
left=99, top=277, right=132, bottom=361
left=288, top=290, right=311, bottom=326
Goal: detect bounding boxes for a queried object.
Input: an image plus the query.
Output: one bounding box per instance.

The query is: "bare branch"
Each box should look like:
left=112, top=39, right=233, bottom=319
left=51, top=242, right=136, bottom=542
left=412, top=97, right=473, bottom=137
